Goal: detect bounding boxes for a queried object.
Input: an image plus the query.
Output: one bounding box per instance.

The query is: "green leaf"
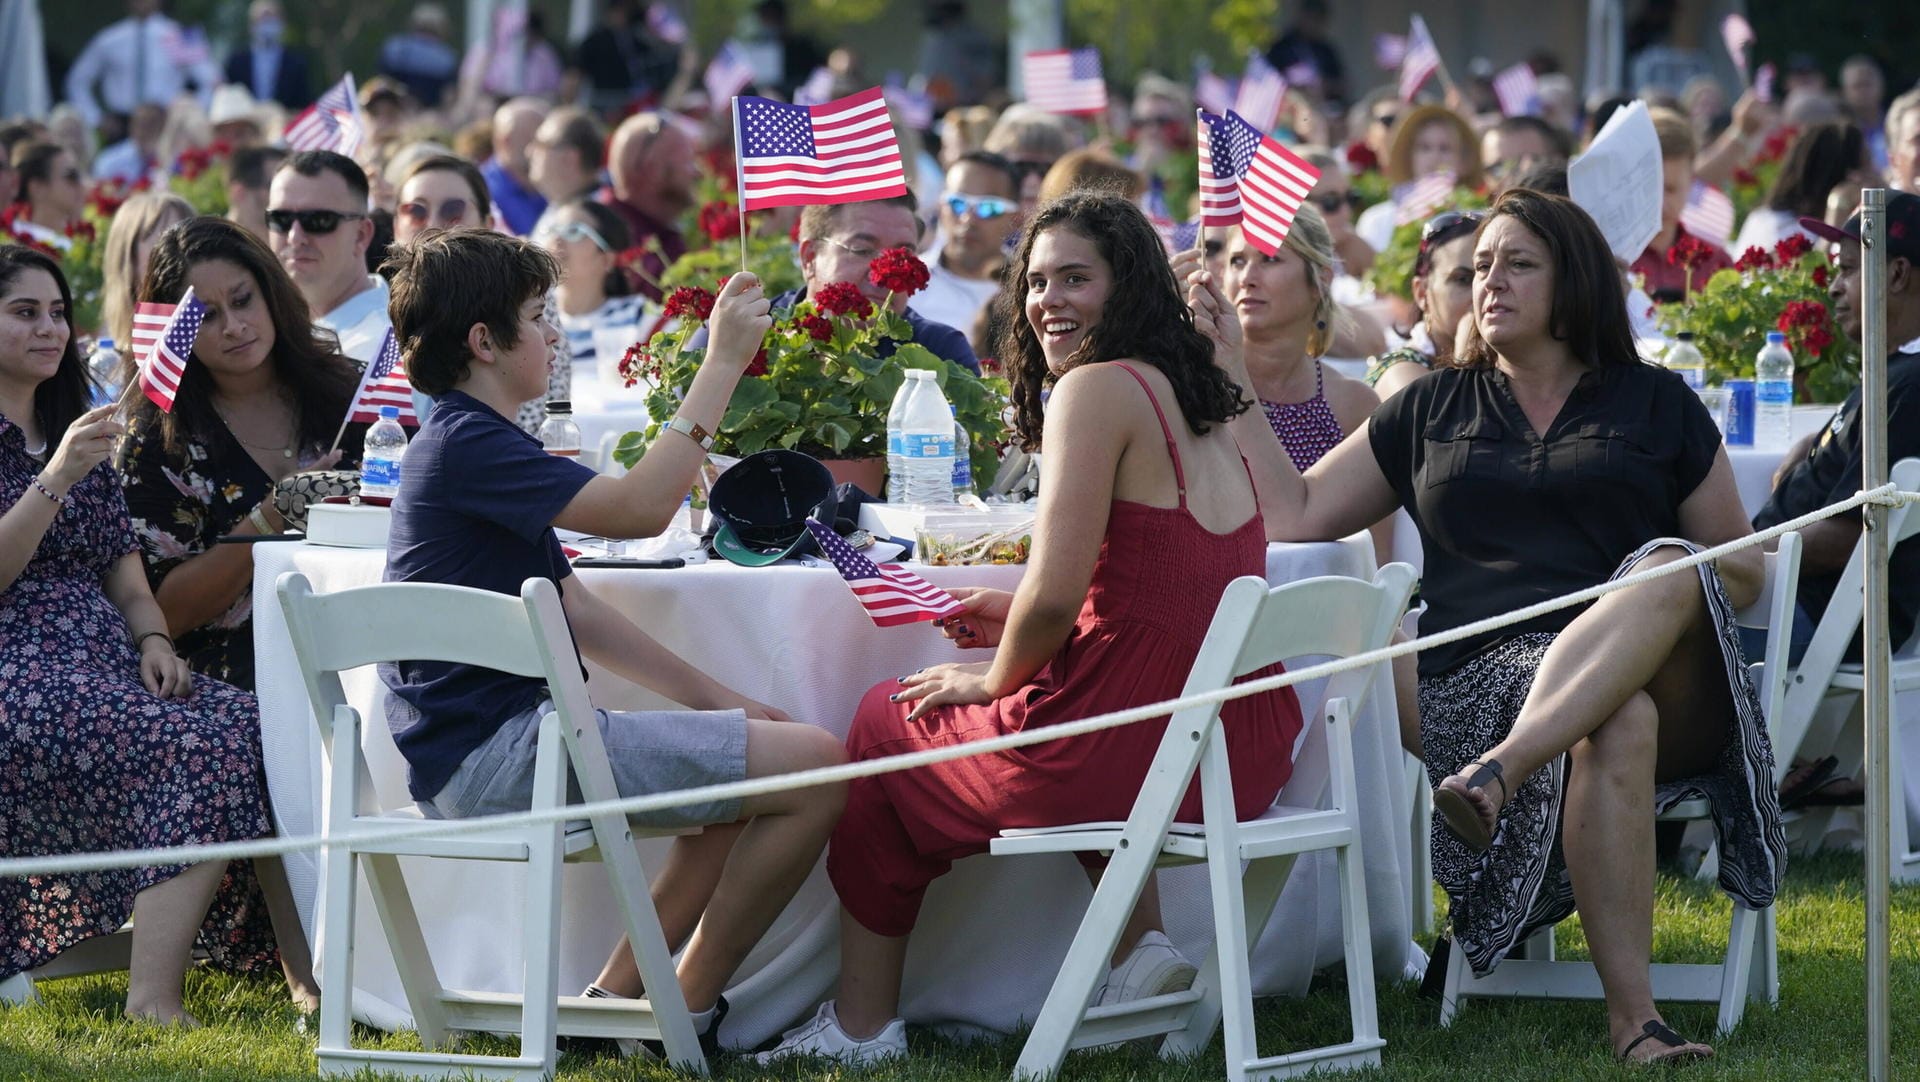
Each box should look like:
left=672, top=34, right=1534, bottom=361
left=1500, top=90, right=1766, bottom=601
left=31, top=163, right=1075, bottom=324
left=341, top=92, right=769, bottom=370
left=817, top=419, right=854, bottom=453
left=777, top=429, right=804, bottom=449
left=612, top=430, right=651, bottom=469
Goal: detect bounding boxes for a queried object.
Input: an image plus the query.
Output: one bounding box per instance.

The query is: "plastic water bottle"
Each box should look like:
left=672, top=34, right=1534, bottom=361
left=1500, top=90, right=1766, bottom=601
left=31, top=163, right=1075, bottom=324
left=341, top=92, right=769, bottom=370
left=885, top=372, right=919, bottom=503
left=1755, top=331, right=1795, bottom=452
left=949, top=403, right=972, bottom=500
left=1663, top=332, right=1705, bottom=390
left=87, top=338, right=122, bottom=405
left=900, top=371, right=957, bottom=506
left=360, top=405, right=409, bottom=499
left=538, top=399, right=581, bottom=458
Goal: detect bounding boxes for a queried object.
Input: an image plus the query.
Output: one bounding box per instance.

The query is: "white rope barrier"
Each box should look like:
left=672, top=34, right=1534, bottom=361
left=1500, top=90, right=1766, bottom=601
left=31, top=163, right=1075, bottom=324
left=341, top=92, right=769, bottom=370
left=2, top=484, right=1912, bottom=881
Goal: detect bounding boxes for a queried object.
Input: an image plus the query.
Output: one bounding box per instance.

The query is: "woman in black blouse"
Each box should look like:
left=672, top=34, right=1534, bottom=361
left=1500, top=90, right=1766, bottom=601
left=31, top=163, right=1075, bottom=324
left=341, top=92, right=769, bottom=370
left=1186, top=188, right=1783, bottom=1065
left=118, top=217, right=363, bottom=689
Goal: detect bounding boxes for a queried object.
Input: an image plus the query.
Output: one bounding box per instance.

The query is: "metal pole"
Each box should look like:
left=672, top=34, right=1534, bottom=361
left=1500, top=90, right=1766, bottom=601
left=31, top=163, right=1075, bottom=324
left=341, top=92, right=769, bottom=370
left=1858, top=186, right=1890, bottom=1082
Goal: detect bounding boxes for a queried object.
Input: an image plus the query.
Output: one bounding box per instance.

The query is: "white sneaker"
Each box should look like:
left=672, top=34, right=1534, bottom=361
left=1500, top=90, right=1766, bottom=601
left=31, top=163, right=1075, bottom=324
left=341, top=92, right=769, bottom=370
left=752, top=1001, right=907, bottom=1067
left=1094, top=931, right=1198, bottom=1006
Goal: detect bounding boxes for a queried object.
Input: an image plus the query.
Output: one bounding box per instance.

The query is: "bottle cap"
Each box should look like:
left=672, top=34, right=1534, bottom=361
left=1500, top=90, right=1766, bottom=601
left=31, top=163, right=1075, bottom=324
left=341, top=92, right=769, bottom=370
left=1675, top=331, right=1695, bottom=341
left=97, top=338, right=115, bottom=350
left=379, top=405, right=400, bottom=419
left=546, top=399, right=572, bottom=414
left=1766, top=331, right=1786, bottom=344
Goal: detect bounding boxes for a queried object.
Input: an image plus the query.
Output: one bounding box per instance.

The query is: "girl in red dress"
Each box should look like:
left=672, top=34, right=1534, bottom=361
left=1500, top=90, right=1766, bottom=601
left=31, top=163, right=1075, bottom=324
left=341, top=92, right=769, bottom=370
left=759, top=193, right=1306, bottom=1064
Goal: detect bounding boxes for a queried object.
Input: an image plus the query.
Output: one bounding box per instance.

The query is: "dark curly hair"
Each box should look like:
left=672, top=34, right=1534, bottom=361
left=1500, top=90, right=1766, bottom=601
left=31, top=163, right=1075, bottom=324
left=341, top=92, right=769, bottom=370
left=1456, top=188, right=1639, bottom=371
left=992, top=191, right=1247, bottom=451
left=128, top=216, right=359, bottom=457
left=1766, top=122, right=1869, bottom=220
left=0, top=246, right=91, bottom=445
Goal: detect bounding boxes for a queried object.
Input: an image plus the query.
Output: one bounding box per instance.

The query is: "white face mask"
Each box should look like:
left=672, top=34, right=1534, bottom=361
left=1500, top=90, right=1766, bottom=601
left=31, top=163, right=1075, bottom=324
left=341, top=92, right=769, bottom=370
left=253, top=16, right=284, bottom=47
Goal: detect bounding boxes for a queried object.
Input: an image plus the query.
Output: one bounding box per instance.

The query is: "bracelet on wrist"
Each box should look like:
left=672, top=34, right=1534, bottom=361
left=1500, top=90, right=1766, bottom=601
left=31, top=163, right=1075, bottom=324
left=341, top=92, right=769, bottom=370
left=249, top=505, right=276, bottom=535
left=30, top=476, right=66, bottom=508
left=134, top=630, right=174, bottom=652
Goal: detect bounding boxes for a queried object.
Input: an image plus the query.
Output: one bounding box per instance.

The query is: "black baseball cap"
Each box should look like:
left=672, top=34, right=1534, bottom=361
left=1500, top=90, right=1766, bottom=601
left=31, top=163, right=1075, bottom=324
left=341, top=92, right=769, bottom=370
left=1799, top=191, right=1920, bottom=266
left=707, top=450, right=836, bottom=566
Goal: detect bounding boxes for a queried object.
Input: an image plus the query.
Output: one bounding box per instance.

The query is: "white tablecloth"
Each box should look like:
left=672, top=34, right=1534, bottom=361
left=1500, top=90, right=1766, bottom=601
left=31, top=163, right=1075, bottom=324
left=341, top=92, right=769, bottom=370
left=250, top=537, right=1412, bottom=1047
left=1729, top=404, right=1841, bottom=516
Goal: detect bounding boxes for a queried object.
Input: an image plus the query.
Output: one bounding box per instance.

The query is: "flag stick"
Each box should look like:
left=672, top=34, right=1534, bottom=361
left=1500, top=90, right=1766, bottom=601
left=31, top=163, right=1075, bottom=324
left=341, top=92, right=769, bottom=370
left=330, top=353, right=379, bottom=454
left=731, top=95, right=748, bottom=274
left=110, top=372, right=146, bottom=419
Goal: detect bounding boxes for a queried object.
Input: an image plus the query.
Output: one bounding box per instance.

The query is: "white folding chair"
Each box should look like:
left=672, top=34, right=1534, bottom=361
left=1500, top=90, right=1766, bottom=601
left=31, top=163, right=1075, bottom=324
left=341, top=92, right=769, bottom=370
left=989, top=563, right=1418, bottom=1082
left=1440, top=535, right=1803, bottom=1036
left=1771, top=457, right=1920, bottom=879
left=276, top=572, right=705, bottom=1080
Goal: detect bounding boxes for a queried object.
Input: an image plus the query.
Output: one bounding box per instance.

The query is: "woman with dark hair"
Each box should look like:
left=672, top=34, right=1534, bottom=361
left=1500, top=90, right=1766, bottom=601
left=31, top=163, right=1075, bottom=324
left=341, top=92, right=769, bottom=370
left=1366, top=209, right=1483, bottom=399
left=1732, top=121, right=1872, bottom=253
left=539, top=196, right=654, bottom=393
left=7, top=142, right=86, bottom=251
left=0, top=245, right=317, bottom=1023
left=758, top=192, right=1304, bottom=1065
left=394, top=152, right=570, bottom=433
left=117, top=217, right=364, bottom=690
left=1193, top=188, right=1781, bottom=1064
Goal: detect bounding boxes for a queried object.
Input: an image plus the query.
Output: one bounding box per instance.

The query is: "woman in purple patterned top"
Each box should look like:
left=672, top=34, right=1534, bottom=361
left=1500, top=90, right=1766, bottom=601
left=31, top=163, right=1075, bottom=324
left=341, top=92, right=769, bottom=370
left=0, top=247, right=316, bottom=1024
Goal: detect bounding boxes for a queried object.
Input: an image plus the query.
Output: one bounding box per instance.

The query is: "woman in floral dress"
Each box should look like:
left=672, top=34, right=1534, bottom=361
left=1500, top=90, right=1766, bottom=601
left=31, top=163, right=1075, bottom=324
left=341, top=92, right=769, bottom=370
left=117, top=217, right=363, bottom=689
left=0, top=246, right=315, bottom=1024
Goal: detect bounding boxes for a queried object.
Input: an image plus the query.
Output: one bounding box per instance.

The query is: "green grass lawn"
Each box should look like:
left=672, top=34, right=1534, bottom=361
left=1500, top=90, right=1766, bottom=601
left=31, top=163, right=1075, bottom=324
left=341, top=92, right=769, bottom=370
left=3, top=850, right=1915, bottom=1081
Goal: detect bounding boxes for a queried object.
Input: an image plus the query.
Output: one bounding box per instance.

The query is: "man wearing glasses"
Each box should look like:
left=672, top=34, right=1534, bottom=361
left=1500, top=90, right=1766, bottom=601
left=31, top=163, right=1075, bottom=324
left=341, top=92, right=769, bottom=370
left=267, top=151, right=386, bottom=369
left=914, top=152, right=1022, bottom=349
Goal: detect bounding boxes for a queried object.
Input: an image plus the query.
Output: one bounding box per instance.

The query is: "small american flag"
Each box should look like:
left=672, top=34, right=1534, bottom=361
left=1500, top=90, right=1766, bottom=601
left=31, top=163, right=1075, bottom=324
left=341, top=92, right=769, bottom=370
left=1721, top=13, right=1756, bottom=79
left=734, top=87, right=908, bottom=211
left=128, top=291, right=207, bottom=413
left=1492, top=62, right=1538, bottom=116
left=1680, top=180, right=1737, bottom=246
left=284, top=74, right=364, bottom=156
left=1196, top=109, right=1319, bottom=257
left=1399, top=15, right=1442, bottom=102
left=805, top=519, right=964, bottom=627
left=1143, top=179, right=1196, bottom=254
left=1396, top=171, right=1457, bottom=227
left=163, top=26, right=210, bottom=67
left=1374, top=33, right=1408, bottom=71
left=346, top=329, right=419, bottom=425
left=705, top=42, right=756, bottom=104
left=1754, top=62, right=1776, bottom=104
left=645, top=2, right=687, bottom=45
left=1233, top=52, right=1288, bottom=133
left=1022, top=47, right=1108, bottom=115
left=884, top=79, right=935, bottom=131
left=1283, top=60, right=1321, bottom=88
left=1195, top=69, right=1234, bottom=116
left=794, top=66, right=835, bottom=106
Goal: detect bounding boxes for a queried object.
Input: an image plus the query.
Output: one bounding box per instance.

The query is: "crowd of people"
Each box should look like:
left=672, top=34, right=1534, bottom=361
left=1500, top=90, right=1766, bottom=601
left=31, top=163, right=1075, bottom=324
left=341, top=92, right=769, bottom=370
left=5, top=0, right=1920, bottom=1071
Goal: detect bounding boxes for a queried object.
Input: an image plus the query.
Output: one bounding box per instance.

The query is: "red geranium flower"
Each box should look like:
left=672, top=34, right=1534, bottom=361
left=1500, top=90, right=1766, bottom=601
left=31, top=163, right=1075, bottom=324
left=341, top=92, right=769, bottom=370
left=867, top=246, right=930, bottom=296
left=175, top=145, right=212, bottom=180
left=1811, top=263, right=1829, bottom=288
left=1774, top=233, right=1812, bottom=263
left=65, top=219, right=94, bottom=242
left=797, top=313, right=834, bottom=342
left=812, top=281, right=871, bottom=318
left=1732, top=167, right=1759, bottom=187
left=1760, top=127, right=1797, bottom=162
left=618, top=342, right=656, bottom=387
left=1667, top=234, right=1717, bottom=270
left=208, top=138, right=233, bottom=159
left=697, top=200, right=741, bottom=243
left=1344, top=142, right=1380, bottom=173
left=1734, top=245, right=1773, bottom=273
left=743, top=347, right=769, bottom=377
left=663, top=286, right=717, bottom=322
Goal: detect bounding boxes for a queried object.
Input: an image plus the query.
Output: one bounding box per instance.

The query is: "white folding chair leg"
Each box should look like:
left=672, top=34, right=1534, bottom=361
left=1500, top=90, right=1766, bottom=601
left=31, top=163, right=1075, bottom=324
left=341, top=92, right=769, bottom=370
left=1161, top=853, right=1298, bottom=1060
left=515, top=718, right=569, bottom=1073
left=1407, top=753, right=1434, bottom=936
left=361, top=854, right=452, bottom=1050
left=0, top=972, right=36, bottom=1005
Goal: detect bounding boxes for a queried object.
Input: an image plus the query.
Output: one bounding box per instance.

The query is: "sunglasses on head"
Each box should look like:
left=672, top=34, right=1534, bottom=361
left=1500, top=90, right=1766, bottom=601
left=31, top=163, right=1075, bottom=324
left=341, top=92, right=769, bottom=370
left=1420, top=210, right=1485, bottom=247
left=399, top=198, right=472, bottom=225
left=265, top=209, right=368, bottom=235
left=943, top=193, right=1015, bottom=221
left=536, top=219, right=612, bottom=252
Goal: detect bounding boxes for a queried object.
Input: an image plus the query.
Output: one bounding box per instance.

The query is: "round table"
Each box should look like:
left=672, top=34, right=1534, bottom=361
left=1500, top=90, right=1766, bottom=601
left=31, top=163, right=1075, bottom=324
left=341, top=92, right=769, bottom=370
left=249, top=536, right=1413, bottom=1046
left=1729, top=404, right=1843, bottom=516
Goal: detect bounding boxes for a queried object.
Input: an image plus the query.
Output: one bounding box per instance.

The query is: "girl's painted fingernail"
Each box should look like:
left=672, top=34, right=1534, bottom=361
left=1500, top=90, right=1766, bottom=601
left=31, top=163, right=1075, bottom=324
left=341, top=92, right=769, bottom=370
left=888, top=693, right=902, bottom=702
left=956, top=625, right=974, bottom=637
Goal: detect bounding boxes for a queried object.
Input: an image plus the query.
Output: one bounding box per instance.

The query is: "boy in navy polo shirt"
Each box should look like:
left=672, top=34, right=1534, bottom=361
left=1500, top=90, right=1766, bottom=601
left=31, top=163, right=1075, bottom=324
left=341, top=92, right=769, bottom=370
left=380, top=229, right=847, bottom=1051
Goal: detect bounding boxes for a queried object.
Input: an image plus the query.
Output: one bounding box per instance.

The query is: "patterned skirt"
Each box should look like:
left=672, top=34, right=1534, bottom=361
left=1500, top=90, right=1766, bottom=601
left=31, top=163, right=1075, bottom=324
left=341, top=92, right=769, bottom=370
left=1418, top=538, right=1788, bottom=976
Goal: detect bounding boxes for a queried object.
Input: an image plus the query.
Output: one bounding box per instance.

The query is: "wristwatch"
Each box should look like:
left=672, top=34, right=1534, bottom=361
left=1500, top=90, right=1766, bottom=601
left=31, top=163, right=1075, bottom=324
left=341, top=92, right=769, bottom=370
left=665, top=416, right=714, bottom=451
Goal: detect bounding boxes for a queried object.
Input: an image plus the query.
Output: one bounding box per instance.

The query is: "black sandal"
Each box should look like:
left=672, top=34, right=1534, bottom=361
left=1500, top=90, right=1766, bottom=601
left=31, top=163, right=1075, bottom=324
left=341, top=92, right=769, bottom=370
left=1433, top=759, right=1508, bottom=851
left=1618, top=1019, right=1713, bottom=1065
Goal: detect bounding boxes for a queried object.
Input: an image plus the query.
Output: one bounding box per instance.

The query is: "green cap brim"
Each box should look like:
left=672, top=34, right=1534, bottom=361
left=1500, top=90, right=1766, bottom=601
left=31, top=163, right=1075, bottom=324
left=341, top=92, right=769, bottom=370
left=712, top=521, right=807, bottom=567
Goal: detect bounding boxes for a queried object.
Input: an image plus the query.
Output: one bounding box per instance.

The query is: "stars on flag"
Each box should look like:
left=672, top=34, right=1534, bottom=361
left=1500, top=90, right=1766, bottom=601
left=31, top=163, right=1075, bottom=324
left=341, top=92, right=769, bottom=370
left=1022, top=47, right=1108, bottom=115
left=734, top=87, right=909, bottom=211
left=1196, top=109, right=1320, bottom=257
left=284, top=74, right=365, bottom=156
left=127, top=290, right=208, bottom=413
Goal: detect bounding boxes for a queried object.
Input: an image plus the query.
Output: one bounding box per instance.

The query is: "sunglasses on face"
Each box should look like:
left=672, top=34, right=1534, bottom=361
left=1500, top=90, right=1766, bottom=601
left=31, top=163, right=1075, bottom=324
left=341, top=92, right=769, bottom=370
left=265, top=209, right=368, bottom=235
left=943, top=193, right=1016, bottom=221
left=536, top=219, right=612, bottom=252
left=1311, top=191, right=1361, bottom=214
left=400, top=198, right=472, bottom=226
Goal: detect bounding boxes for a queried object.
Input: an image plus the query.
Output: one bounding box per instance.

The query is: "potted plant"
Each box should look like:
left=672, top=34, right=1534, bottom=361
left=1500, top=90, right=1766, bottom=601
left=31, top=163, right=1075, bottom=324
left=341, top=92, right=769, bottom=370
left=1656, top=232, right=1857, bottom=403
left=612, top=247, right=1009, bottom=494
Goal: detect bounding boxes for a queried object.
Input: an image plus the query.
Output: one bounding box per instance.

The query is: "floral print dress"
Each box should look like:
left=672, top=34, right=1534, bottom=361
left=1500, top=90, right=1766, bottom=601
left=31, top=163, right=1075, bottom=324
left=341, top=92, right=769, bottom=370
left=118, top=412, right=361, bottom=690
left=0, top=412, right=278, bottom=980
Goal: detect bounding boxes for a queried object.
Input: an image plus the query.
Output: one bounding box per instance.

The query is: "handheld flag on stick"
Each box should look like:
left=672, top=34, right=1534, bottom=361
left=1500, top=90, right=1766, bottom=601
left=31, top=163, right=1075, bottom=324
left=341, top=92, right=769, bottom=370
left=1021, top=47, right=1108, bottom=115
left=645, top=3, right=687, bottom=45
left=1680, top=180, right=1737, bottom=246
left=1721, top=13, right=1756, bottom=82
left=794, top=66, right=835, bottom=106
left=284, top=74, right=365, bottom=156
left=1374, top=34, right=1408, bottom=71
left=1396, top=171, right=1458, bottom=227
left=705, top=42, right=756, bottom=105
left=1195, top=109, right=1320, bottom=256
left=733, top=87, right=908, bottom=212
left=1399, top=15, right=1442, bottom=102
left=127, top=291, right=207, bottom=413
left=805, top=518, right=965, bottom=626
left=1195, top=68, right=1234, bottom=116
left=1233, top=52, right=1289, bottom=133
left=1492, top=62, right=1538, bottom=116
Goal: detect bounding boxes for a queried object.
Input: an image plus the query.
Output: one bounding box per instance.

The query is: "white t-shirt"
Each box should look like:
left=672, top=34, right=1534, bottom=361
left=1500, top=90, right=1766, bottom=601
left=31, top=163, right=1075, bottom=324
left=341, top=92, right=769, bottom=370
left=913, top=243, right=999, bottom=349
left=313, top=275, right=392, bottom=372
left=1731, top=208, right=1815, bottom=255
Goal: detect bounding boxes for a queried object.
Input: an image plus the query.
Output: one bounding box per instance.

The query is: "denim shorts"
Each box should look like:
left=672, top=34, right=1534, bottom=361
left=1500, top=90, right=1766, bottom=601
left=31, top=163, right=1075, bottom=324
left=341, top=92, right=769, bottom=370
left=424, top=699, right=749, bottom=829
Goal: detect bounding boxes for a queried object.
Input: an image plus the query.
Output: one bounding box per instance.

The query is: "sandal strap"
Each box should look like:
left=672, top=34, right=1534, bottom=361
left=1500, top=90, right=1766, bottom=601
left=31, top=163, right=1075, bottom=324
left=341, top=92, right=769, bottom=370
left=1465, top=759, right=1508, bottom=804
left=1621, top=1019, right=1689, bottom=1059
